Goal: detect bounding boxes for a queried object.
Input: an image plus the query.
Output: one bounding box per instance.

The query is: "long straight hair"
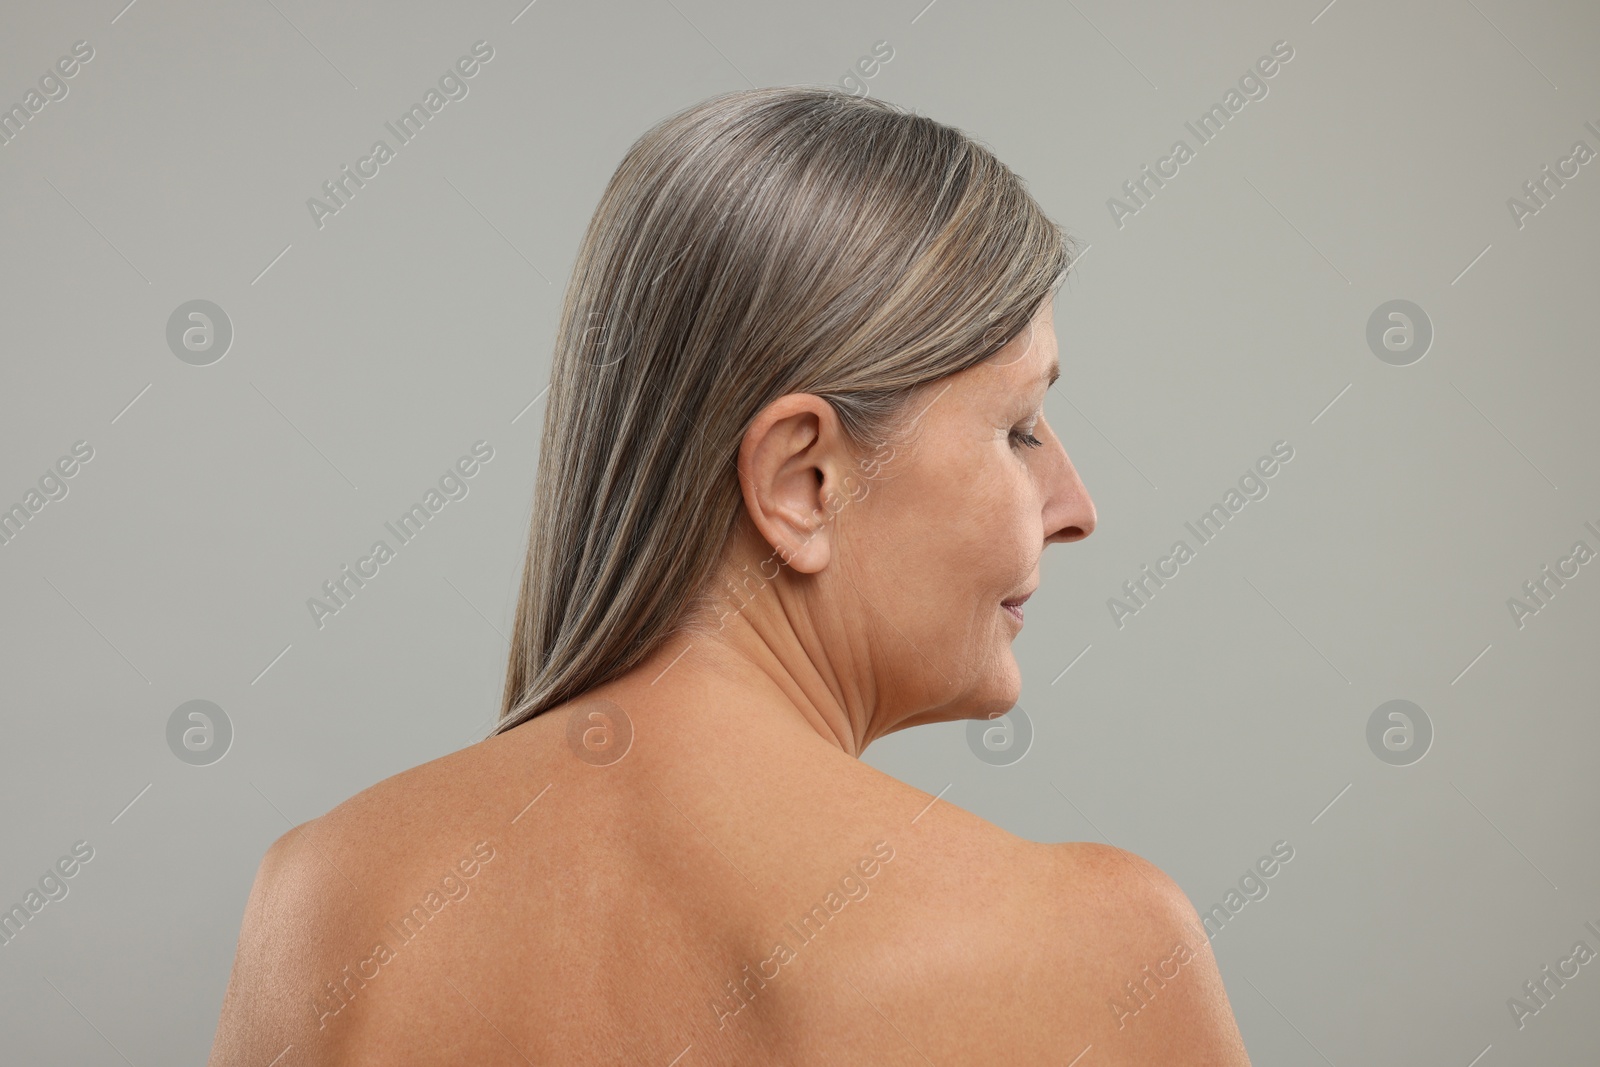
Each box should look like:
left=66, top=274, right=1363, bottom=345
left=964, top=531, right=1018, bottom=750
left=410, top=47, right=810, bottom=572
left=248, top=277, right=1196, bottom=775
left=493, top=85, right=1077, bottom=736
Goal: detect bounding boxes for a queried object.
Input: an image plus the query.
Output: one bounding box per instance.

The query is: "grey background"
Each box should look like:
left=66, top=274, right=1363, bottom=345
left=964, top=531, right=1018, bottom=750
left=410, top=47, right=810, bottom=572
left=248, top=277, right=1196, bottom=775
left=2, top=0, right=1597, bottom=1062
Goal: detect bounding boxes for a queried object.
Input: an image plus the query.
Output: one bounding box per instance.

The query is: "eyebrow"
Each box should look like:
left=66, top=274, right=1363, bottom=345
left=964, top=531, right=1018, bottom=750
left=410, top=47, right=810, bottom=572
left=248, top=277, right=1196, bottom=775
left=1038, top=361, right=1060, bottom=389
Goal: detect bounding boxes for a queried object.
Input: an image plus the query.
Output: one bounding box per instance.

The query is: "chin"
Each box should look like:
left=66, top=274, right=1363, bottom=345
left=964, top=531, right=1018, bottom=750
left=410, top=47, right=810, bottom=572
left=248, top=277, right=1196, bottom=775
left=966, top=665, right=1023, bottom=724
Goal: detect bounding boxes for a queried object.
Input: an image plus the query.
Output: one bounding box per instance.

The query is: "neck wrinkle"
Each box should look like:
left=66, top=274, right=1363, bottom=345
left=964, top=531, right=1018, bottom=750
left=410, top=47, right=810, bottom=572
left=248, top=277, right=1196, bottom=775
left=683, top=602, right=868, bottom=760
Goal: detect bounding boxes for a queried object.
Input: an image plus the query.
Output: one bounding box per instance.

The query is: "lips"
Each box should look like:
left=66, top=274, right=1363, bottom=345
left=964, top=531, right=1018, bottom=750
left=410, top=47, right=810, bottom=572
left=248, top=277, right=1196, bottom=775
left=1001, top=590, right=1034, bottom=608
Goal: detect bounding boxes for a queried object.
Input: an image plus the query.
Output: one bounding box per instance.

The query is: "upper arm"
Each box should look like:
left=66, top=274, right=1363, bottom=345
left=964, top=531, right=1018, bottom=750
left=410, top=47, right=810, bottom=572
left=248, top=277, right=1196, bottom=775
left=207, top=823, right=363, bottom=1067
left=1048, top=843, right=1253, bottom=1067
left=207, top=828, right=297, bottom=1066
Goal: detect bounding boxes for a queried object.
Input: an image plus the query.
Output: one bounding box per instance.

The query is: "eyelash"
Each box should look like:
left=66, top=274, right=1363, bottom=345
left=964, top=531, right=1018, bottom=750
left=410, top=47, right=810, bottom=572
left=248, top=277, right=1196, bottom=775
left=1009, top=428, right=1043, bottom=450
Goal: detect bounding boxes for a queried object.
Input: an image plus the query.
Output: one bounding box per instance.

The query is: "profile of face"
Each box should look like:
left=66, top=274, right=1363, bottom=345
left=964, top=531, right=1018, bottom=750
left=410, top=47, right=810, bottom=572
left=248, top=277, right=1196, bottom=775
left=736, top=297, right=1097, bottom=744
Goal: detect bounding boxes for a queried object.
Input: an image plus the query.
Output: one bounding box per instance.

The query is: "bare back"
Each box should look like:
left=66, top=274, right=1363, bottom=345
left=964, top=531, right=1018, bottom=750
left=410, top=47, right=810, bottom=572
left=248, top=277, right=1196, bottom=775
left=207, top=698, right=1250, bottom=1066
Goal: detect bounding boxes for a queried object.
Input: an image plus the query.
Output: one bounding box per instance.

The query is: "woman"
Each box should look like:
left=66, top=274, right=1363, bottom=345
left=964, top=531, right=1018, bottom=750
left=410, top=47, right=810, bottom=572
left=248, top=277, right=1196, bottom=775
left=209, top=86, right=1252, bottom=1066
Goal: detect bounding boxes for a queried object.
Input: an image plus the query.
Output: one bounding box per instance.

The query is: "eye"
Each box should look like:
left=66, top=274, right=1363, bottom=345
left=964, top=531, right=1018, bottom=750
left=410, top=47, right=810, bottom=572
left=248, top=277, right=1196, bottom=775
left=1009, top=427, right=1043, bottom=450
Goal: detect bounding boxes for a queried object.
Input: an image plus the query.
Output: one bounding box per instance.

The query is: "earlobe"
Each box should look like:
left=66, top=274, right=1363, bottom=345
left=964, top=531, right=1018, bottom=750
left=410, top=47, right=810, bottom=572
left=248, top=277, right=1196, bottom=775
left=774, top=499, right=834, bottom=574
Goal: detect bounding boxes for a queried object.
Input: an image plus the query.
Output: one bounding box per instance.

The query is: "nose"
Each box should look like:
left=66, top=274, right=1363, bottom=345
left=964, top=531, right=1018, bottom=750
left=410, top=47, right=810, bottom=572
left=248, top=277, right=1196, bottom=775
left=1042, top=421, right=1095, bottom=546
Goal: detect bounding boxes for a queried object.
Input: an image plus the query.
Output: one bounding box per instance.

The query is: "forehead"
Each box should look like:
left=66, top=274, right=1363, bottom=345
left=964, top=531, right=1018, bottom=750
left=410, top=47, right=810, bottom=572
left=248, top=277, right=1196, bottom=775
left=985, top=303, right=1058, bottom=380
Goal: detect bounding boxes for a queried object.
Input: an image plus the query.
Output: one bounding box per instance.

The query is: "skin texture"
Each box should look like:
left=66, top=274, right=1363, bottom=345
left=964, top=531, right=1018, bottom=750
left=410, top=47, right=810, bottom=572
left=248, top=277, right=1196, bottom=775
left=207, top=298, right=1253, bottom=1066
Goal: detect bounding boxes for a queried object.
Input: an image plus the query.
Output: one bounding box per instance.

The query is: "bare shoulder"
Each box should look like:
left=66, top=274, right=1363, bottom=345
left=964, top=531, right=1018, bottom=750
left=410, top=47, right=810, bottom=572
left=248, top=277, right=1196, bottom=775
left=206, top=736, right=534, bottom=1066
left=206, top=816, right=360, bottom=1067
left=836, top=774, right=1251, bottom=1064
left=1031, top=840, right=1254, bottom=1066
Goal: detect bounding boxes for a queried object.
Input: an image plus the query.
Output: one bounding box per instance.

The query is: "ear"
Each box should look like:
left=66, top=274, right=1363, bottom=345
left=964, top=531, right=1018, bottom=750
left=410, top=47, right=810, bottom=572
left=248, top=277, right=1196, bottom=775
left=735, top=393, right=852, bottom=575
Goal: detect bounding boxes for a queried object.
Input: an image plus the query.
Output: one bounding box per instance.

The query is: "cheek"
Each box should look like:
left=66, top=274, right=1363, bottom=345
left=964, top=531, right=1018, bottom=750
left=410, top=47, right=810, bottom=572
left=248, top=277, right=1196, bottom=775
left=971, top=455, right=1037, bottom=539
left=841, top=437, right=1033, bottom=607
left=841, top=462, right=968, bottom=595
left=934, top=461, right=1036, bottom=599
